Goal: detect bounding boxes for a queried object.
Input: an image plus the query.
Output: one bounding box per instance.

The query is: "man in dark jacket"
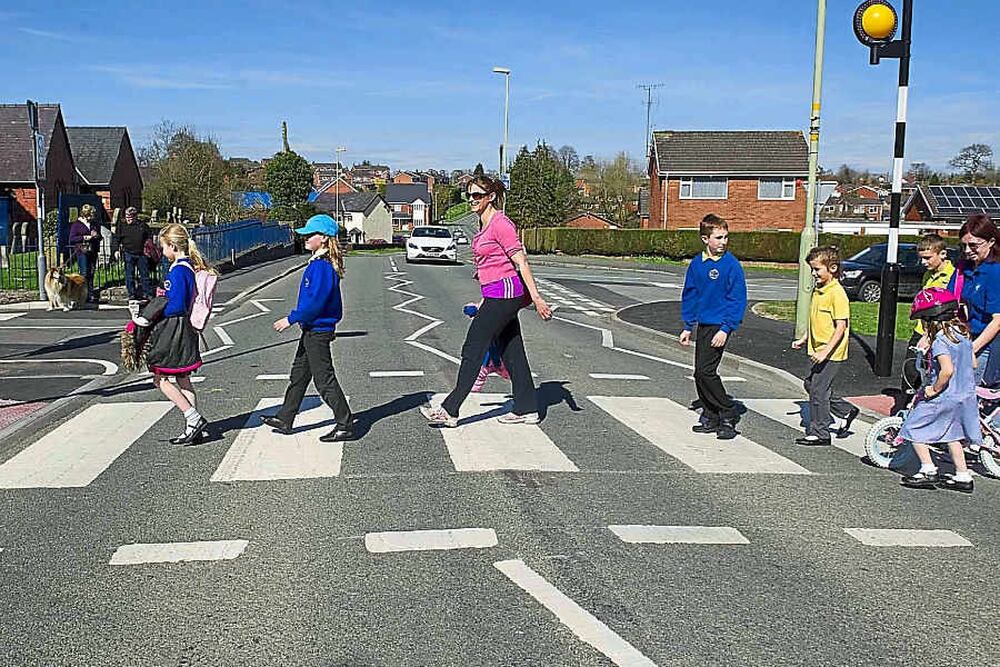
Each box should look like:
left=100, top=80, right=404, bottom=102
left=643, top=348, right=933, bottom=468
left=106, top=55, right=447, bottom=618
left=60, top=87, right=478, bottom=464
left=115, top=207, right=151, bottom=300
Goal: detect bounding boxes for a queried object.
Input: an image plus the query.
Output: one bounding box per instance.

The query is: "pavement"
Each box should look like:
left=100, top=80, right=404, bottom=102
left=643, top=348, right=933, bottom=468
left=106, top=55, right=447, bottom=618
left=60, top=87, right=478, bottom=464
left=1, top=248, right=999, bottom=666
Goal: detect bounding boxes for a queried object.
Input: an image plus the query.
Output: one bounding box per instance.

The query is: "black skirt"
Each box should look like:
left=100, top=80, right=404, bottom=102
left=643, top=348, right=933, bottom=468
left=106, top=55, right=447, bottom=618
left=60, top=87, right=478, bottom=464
left=146, top=315, right=202, bottom=375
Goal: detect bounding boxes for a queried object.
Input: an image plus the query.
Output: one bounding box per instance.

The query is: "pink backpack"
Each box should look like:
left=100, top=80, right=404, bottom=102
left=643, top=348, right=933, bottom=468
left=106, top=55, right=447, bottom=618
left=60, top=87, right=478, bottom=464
left=189, top=270, right=218, bottom=331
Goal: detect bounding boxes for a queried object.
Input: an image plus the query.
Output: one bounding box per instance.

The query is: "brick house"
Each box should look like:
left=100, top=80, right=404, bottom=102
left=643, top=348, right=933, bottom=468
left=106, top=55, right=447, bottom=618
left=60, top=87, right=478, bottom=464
left=0, top=103, right=78, bottom=225
left=348, top=162, right=390, bottom=190
left=313, top=191, right=393, bottom=244
left=312, top=162, right=345, bottom=188
left=646, top=130, right=808, bottom=231
left=385, top=183, right=431, bottom=231
left=393, top=170, right=434, bottom=195
left=66, top=126, right=143, bottom=215
left=563, top=212, right=618, bottom=229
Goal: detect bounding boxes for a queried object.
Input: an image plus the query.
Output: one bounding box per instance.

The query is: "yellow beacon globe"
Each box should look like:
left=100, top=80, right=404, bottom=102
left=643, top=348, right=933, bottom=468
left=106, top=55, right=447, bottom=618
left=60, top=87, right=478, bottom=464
left=861, top=4, right=896, bottom=40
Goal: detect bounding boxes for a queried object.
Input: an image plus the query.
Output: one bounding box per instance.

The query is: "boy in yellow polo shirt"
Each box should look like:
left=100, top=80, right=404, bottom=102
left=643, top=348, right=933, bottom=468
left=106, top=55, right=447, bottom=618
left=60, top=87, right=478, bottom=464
left=792, top=246, right=860, bottom=445
left=902, top=234, right=956, bottom=393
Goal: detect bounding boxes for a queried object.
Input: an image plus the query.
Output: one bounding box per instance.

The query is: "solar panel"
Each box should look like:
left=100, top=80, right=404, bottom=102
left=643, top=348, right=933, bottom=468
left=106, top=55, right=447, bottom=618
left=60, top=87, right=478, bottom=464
left=927, top=185, right=1000, bottom=215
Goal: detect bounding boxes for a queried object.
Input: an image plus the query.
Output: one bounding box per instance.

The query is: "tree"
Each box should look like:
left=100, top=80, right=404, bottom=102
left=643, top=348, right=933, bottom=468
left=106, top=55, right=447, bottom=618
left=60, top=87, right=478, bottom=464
left=434, top=184, right=462, bottom=223
left=264, top=150, right=313, bottom=208
left=506, top=142, right=579, bottom=228
left=949, top=143, right=994, bottom=182
left=473, top=163, right=485, bottom=177
left=557, top=145, right=580, bottom=173
left=906, top=161, right=933, bottom=183
left=834, top=164, right=859, bottom=184
left=585, top=152, right=644, bottom=227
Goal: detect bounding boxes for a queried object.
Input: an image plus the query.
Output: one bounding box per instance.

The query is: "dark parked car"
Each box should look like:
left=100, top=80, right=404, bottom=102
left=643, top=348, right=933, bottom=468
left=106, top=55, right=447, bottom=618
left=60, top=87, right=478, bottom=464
left=840, top=242, right=960, bottom=302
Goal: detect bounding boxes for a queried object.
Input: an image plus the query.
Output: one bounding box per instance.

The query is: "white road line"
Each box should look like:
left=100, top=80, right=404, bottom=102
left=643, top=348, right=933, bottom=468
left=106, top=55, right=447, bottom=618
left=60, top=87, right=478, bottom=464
left=365, top=528, right=498, bottom=553
left=609, top=525, right=749, bottom=545
left=844, top=528, right=972, bottom=548
left=0, top=402, right=173, bottom=488
left=407, top=340, right=461, bottom=365
left=684, top=375, right=746, bottom=383
left=0, top=313, right=25, bottom=321
left=614, top=346, right=692, bottom=371
left=211, top=397, right=345, bottom=482
left=589, top=373, right=650, bottom=381
left=405, top=320, right=443, bottom=341
left=0, top=325, right=119, bottom=330
left=494, top=559, right=657, bottom=667
left=200, top=344, right=232, bottom=358
left=110, top=540, right=249, bottom=565
left=553, top=316, right=614, bottom=348
left=589, top=395, right=811, bottom=475
left=0, top=358, right=118, bottom=375
left=651, top=282, right=683, bottom=289
left=255, top=374, right=290, bottom=380
left=431, top=392, right=578, bottom=472
left=740, top=398, right=867, bottom=458
left=369, top=370, right=425, bottom=378
left=583, top=310, right=600, bottom=316
left=213, top=325, right=235, bottom=346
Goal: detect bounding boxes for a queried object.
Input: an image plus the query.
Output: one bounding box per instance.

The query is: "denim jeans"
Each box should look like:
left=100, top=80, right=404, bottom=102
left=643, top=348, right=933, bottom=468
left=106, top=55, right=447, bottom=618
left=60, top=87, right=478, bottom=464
left=75, top=252, right=95, bottom=299
left=123, top=251, right=150, bottom=299
left=976, top=347, right=991, bottom=386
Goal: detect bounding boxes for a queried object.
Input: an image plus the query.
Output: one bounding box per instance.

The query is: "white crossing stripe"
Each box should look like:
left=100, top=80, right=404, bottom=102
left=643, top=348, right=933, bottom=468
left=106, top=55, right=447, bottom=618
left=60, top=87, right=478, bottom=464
left=684, top=375, right=746, bottom=383
left=0, top=313, right=25, bottom=321
left=609, top=525, right=749, bottom=545
left=211, top=397, right=344, bottom=482
left=255, top=374, right=290, bottom=380
left=365, top=528, right=498, bottom=553
left=369, top=370, right=425, bottom=378
left=431, top=393, right=578, bottom=472
left=494, top=559, right=657, bottom=667
left=110, top=540, right=249, bottom=565
left=844, top=528, right=972, bottom=548
left=0, top=402, right=172, bottom=489
left=741, top=398, right=867, bottom=457
left=589, top=373, right=650, bottom=381
left=589, top=396, right=810, bottom=474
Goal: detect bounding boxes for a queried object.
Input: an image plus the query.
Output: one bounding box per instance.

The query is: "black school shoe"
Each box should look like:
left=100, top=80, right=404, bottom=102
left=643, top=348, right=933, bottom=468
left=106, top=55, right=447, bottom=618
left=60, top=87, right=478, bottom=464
left=901, top=471, right=939, bottom=489
left=937, top=474, right=974, bottom=494
left=261, top=415, right=293, bottom=434
left=795, top=435, right=831, bottom=446
left=692, top=422, right=719, bottom=434
left=170, top=417, right=208, bottom=445
left=838, top=406, right=861, bottom=438
left=716, top=421, right=737, bottom=440
left=319, top=424, right=355, bottom=443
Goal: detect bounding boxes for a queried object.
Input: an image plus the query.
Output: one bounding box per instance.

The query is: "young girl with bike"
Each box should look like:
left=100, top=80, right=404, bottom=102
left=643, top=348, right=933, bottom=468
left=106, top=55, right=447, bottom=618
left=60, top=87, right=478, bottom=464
left=900, top=288, right=982, bottom=493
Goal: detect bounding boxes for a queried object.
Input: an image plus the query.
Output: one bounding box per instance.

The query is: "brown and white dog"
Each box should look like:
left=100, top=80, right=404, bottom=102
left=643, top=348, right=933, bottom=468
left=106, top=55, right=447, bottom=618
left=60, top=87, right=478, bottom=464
left=44, top=267, right=88, bottom=312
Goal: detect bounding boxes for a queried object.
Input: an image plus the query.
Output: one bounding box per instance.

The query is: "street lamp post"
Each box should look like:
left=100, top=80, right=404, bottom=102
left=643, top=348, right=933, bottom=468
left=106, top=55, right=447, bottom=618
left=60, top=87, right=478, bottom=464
left=492, top=67, right=510, bottom=176
left=853, top=0, right=912, bottom=377
left=335, top=146, right=347, bottom=233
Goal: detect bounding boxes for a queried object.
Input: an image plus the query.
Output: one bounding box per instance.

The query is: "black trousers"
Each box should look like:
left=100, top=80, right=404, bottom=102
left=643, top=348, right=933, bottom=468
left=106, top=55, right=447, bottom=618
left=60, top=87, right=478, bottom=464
left=694, top=324, right=735, bottom=421
left=442, top=296, right=535, bottom=417
left=276, top=330, right=351, bottom=427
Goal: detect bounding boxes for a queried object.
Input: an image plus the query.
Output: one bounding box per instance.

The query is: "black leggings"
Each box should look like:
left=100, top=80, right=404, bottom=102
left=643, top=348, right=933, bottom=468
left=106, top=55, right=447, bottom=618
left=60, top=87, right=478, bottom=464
left=441, top=297, right=536, bottom=417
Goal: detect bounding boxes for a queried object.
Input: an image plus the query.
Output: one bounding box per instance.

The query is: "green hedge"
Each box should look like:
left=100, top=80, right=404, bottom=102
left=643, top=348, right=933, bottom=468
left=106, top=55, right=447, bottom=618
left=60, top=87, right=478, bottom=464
left=521, top=228, right=924, bottom=263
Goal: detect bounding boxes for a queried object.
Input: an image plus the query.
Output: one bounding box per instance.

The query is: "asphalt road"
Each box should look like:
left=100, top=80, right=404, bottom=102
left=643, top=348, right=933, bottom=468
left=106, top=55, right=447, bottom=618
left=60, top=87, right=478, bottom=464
left=1, top=249, right=998, bottom=666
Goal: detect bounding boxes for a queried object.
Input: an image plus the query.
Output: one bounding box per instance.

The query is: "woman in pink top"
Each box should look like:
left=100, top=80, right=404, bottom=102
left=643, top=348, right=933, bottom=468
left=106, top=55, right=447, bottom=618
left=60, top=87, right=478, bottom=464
left=421, top=175, right=552, bottom=427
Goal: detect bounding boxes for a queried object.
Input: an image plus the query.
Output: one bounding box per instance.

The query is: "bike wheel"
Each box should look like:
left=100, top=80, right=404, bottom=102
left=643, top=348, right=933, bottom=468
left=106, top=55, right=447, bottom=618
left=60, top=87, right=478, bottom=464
left=865, top=416, right=904, bottom=468
left=978, top=431, right=1000, bottom=478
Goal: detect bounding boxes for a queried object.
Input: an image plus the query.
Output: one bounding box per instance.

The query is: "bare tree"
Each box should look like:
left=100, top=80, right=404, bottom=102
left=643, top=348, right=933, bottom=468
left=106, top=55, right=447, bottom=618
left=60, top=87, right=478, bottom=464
left=949, top=144, right=995, bottom=182
left=556, top=145, right=580, bottom=173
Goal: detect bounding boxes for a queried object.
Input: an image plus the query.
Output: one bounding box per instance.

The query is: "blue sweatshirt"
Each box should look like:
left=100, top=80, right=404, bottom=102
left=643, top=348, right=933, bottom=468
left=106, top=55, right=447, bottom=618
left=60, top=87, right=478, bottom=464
left=163, top=259, right=196, bottom=317
left=681, top=251, right=747, bottom=334
left=288, top=255, right=342, bottom=332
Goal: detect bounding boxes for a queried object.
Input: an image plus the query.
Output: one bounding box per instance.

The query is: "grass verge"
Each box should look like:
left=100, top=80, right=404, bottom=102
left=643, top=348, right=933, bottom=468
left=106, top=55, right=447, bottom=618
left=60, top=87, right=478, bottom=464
left=754, top=299, right=915, bottom=340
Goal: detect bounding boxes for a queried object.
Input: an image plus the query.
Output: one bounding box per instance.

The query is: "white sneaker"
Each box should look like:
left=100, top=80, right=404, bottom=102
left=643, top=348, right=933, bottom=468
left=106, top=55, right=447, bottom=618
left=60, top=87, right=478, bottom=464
left=420, top=405, right=458, bottom=428
left=497, top=412, right=540, bottom=425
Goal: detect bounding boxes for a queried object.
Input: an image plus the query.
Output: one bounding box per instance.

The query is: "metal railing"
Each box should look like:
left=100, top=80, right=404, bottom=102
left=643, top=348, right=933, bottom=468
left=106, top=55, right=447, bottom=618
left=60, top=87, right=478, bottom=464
left=191, top=219, right=294, bottom=265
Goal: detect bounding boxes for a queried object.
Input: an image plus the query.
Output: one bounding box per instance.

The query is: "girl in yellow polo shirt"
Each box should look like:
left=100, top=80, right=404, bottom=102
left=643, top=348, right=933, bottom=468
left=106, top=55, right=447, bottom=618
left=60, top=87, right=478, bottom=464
left=792, top=246, right=861, bottom=446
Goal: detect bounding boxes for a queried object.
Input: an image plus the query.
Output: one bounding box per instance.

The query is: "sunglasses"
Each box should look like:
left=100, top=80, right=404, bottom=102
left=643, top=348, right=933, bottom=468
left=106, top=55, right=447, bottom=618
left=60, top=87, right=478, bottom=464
left=962, top=239, right=992, bottom=251
left=466, top=191, right=489, bottom=202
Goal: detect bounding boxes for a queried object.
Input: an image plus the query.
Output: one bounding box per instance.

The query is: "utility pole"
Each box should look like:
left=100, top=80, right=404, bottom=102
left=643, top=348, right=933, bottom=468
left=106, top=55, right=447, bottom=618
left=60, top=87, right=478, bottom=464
left=794, top=1, right=827, bottom=339
left=335, top=146, right=347, bottom=231
left=492, top=67, right=511, bottom=178
left=28, top=100, right=47, bottom=301
left=637, top=83, right=663, bottom=157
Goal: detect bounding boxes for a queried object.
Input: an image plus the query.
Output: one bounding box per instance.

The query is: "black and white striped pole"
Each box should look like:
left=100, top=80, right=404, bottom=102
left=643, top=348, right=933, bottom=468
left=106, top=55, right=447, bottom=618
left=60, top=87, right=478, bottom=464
left=854, top=0, right=912, bottom=377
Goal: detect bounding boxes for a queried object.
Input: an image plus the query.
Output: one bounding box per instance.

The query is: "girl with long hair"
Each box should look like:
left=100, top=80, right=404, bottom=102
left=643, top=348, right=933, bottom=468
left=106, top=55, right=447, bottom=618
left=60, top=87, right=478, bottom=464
left=949, top=213, right=1000, bottom=386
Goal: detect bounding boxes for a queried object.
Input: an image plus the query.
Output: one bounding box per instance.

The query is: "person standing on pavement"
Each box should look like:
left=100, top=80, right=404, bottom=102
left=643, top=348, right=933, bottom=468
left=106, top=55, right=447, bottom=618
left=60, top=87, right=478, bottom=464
left=421, top=175, right=552, bottom=428
left=791, top=246, right=860, bottom=446
left=679, top=214, right=746, bottom=440
left=901, top=234, right=956, bottom=394
left=115, top=206, right=152, bottom=301
left=263, top=214, right=354, bottom=443
left=948, top=214, right=1000, bottom=387
left=68, top=204, right=101, bottom=303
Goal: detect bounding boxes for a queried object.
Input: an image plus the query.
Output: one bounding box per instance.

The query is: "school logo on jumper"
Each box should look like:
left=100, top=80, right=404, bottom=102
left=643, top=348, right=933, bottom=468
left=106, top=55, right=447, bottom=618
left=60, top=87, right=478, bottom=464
left=708, top=268, right=720, bottom=280
left=163, top=279, right=171, bottom=291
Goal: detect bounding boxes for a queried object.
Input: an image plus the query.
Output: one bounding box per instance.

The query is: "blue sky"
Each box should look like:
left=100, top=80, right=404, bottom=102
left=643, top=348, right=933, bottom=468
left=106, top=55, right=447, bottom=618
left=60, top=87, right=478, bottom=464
left=2, top=1, right=997, bottom=173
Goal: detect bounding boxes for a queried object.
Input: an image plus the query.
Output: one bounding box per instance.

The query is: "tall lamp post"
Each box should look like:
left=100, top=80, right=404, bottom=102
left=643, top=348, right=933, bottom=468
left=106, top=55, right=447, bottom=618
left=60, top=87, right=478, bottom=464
left=853, top=0, right=912, bottom=377
left=492, top=67, right=510, bottom=176
left=335, top=146, right=347, bottom=232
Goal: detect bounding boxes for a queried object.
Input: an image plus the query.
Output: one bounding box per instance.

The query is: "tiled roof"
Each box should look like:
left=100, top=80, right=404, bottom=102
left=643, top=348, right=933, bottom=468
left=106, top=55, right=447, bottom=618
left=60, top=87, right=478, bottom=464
left=385, top=182, right=430, bottom=204
left=66, top=127, right=127, bottom=185
left=651, top=130, right=807, bottom=175
left=0, top=103, right=61, bottom=182
left=313, top=191, right=382, bottom=214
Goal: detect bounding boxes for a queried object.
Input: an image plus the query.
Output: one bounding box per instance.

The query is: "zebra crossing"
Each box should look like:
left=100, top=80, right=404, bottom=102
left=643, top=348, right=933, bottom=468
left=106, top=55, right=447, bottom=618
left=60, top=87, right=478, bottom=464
left=535, top=278, right=615, bottom=317
left=0, top=392, right=871, bottom=489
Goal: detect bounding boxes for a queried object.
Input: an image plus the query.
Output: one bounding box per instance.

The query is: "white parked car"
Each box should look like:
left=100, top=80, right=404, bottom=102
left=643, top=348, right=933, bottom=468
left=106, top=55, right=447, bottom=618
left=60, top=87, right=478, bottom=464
left=453, top=230, right=469, bottom=245
left=406, top=226, right=457, bottom=263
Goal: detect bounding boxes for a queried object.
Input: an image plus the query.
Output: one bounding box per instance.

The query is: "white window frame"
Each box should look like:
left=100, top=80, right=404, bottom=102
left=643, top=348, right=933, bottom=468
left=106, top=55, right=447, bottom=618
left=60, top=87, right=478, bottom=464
left=757, top=177, right=797, bottom=201
left=679, top=176, right=728, bottom=200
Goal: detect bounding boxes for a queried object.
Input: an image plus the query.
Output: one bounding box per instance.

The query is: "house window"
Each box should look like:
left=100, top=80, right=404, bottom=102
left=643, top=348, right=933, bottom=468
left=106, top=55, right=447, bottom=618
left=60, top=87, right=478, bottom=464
left=758, top=178, right=796, bottom=200
left=679, top=177, right=728, bottom=200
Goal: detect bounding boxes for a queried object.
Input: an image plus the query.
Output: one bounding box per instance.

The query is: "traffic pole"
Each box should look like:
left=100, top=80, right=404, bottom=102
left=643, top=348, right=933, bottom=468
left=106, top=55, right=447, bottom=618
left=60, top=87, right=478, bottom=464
left=794, top=0, right=827, bottom=339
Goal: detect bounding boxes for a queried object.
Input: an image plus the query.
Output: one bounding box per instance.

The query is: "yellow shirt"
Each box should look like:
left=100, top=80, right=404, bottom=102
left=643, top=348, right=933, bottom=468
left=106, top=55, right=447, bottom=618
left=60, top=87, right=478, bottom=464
left=914, top=260, right=955, bottom=335
left=808, top=279, right=850, bottom=362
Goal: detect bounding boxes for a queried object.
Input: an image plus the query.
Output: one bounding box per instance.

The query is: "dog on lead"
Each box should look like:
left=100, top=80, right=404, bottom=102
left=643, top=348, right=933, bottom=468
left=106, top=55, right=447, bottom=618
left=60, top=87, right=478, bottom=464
left=44, top=266, right=88, bottom=312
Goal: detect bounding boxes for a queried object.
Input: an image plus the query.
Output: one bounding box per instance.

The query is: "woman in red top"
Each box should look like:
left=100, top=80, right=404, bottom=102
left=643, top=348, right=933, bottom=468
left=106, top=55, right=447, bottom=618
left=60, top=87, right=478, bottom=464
left=422, top=175, right=552, bottom=427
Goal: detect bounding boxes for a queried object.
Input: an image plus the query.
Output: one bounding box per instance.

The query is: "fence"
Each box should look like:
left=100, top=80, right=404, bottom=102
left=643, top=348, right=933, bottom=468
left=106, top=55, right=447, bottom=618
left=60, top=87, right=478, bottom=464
left=0, top=218, right=294, bottom=293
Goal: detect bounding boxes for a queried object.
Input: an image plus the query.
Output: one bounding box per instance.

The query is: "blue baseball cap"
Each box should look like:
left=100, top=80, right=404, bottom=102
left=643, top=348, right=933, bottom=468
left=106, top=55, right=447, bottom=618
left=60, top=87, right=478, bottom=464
left=295, top=214, right=339, bottom=237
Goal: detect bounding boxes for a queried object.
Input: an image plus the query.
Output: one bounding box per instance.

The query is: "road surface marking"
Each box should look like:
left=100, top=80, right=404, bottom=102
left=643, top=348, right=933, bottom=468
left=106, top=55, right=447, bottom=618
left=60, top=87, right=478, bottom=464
left=369, top=370, right=425, bottom=377
left=110, top=540, right=249, bottom=565
left=684, top=375, right=746, bottom=383
left=255, top=374, right=290, bottom=380
left=365, top=528, right=498, bottom=553
left=844, top=528, right=972, bottom=547
left=609, top=525, right=749, bottom=545
left=589, top=395, right=811, bottom=474
left=0, top=358, right=118, bottom=375
left=405, top=320, right=442, bottom=341
left=407, top=340, right=461, bottom=365
left=0, top=402, right=172, bottom=488
left=589, top=373, right=649, bottom=381
left=213, top=325, right=235, bottom=346
left=651, top=282, right=683, bottom=289
left=740, top=398, right=867, bottom=458
left=431, top=392, right=578, bottom=472
left=0, top=313, right=25, bottom=321
left=211, top=397, right=345, bottom=482
left=494, top=559, right=657, bottom=667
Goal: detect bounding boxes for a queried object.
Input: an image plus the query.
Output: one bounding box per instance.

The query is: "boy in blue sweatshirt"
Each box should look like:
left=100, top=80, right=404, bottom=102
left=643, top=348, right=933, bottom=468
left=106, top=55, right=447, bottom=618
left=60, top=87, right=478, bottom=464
left=265, top=215, right=354, bottom=443
left=679, top=214, right=748, bottom=440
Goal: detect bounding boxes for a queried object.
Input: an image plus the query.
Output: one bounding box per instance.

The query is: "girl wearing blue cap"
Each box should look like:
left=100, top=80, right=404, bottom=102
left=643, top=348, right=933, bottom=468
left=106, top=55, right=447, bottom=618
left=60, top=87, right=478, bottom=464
left=263, top=215, right=353, bottom=442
